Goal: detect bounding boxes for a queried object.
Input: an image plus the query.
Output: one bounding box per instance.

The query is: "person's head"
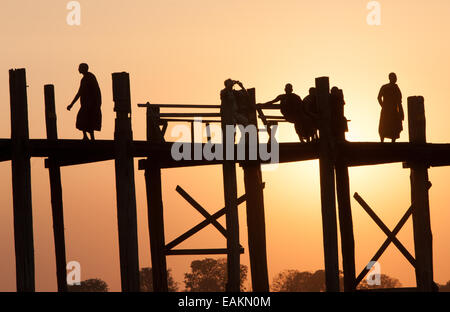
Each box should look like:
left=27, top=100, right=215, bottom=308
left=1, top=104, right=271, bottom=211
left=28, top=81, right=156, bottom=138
left=389, top=72, right=397, bottom=84
left=78, top=63, right=89, bottom=74
left=285, top=83, right=293, bottom=94
left=309, top=87, right=316, bottom=96
left=224, top=78, right=234, bottom=90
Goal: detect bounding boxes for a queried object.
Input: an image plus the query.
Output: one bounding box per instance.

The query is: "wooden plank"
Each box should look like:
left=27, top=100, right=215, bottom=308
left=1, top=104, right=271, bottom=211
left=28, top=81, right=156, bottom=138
left=166, top=248, right=244, bottom=256
left=160, top=113, right=221, bottom=118
left=9, top=68, right=35, bottom=292
left=241, top=88, right=269, bottom=292
left=44, top=84, right=68, bottom=292
left=112, top=72, right=140, bottom=292
left=221, top=84, right=241, bottom=292
left=138, top=103, right=221, bottom=109
left=19, top=138, right=450, bottom=167
left=353, top=193, right=416, bottom=267
left=159, top=118, right=221, bottom=123
left=256, top=103, right=282, bottom=109
left=264, top=115, right=286, bottom=119
left=144, top=105, right=169, bottom=292
left=44, top=155, right=115, bottom=168
left=0, top=140, right=11, bottom=161
left=408, top=96, right=434, bottom=291
left=316, top=76, right=340, bottom=292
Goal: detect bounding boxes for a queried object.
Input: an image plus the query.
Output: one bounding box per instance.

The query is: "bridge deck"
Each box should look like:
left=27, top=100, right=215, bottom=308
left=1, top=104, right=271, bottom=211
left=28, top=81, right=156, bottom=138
left=1, top=139, right=449, bottom=169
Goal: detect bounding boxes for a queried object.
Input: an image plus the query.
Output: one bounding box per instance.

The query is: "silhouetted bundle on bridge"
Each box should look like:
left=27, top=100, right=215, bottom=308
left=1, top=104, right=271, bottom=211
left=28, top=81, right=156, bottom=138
left=3, top=68, right=449, bottom=292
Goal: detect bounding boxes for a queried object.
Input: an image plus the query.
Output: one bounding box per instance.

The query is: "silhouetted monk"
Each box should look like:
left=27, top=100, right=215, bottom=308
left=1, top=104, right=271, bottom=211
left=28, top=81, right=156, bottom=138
left=67, top=63, right=102, bottom=140
left=330, top=86, right=348, bottom=141
left=378, top=73, right=404, bottom=142
left=300, top=87, right=319, bottom=141
left=263, top=83, right=301, bottom=123
left=262, top=83, right=313, bottom=142
left=220, top=79, right=250, bottom=126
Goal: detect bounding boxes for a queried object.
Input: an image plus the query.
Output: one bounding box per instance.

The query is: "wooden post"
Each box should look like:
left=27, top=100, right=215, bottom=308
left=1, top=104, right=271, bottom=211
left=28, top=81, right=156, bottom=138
left=335, top=164, right=355, bottom=291
left=241, top=88, right=269, bottom=292
left=408, top=96, right=434, bottom=291
left=44, top=84, right=68, bottom=292
left=221, top=88, right=241, bottom=292
left=9, top=68, right=35, bottom=292
left=316, top=77, right=340, bottom=292
left=334, top=89, right=356, bottom=292
left=145, top=105, right=168, bottom=292
left=112, top=72, right=140, bottom=292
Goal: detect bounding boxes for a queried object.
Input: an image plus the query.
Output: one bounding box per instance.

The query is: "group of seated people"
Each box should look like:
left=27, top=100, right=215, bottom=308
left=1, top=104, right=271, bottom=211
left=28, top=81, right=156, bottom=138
left=261, top=83, right=348, bottom=143
left=220, top=79, right=348, bottom=143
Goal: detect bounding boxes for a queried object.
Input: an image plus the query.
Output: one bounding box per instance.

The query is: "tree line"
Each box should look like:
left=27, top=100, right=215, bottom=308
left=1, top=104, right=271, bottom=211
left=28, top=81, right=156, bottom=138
left=67, top=257, right=450, bottom=292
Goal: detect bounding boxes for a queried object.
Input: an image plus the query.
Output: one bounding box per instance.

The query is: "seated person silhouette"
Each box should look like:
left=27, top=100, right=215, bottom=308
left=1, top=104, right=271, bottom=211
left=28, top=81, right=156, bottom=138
left=262, top=84, right=316, bottom=143
left=67, top=63, right=102, bottom=141
left=377, top=72, right=404, bottom=143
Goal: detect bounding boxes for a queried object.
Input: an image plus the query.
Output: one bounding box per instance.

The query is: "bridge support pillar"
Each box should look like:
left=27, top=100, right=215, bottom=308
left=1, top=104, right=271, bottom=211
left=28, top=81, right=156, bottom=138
left=408, top=96, right=434, bottom=291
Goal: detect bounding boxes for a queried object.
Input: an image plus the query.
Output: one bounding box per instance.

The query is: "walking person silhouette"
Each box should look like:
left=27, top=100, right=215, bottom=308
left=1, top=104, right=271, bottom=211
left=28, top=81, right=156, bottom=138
left=67, top=63, right=102, bottom=140
left=377, top=72, right=404, bottom=143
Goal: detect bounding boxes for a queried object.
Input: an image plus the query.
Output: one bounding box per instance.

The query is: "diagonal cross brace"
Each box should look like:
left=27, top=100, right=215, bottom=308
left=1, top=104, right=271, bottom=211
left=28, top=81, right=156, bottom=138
left=164, top=195, right=246, bottom=251
left=176, top=185, right=228, bottom=238
left=354, top=192, right=416, bottom=267
left=165, top=183, right=265, bottom=252
left=354, top=202, right=414, bottom=286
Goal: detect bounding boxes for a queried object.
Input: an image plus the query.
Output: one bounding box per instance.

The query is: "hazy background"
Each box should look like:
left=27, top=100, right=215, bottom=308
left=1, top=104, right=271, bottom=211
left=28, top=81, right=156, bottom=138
left=1, top=0, right=450, bottom=291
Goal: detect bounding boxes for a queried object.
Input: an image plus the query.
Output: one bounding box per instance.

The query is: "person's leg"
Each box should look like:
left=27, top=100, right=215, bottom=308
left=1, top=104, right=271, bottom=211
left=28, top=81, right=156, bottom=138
left=89, top=131, right=95, bottom=141
left=294, top=121, right=305, bottom=143
left=392, top=138, right=396, bottom=143
left=82, top=131, right=89, bottom=140
left=380, top=136, right=385, bottom=143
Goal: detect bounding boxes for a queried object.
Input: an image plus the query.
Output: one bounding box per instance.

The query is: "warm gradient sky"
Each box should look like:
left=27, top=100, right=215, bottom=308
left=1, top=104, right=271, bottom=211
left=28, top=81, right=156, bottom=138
left=1, top=0, right=450, bottom=291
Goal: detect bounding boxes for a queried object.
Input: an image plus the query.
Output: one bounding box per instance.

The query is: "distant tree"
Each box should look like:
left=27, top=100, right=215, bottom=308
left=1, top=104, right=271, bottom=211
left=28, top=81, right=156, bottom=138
left=357, top=274, right=402, bottom=290
left=437, top=281, right=450, bottom=292
left=68, top=278, right=109, bottom=292
left=140, top=267, right=178, bottom=292
left=184, top=258, right=248, bottom=292
left=272, top=270, right=314, bottom=292
left=272, top=269, right=402, bottom=291
left=271, top=269, right=344, bottom=292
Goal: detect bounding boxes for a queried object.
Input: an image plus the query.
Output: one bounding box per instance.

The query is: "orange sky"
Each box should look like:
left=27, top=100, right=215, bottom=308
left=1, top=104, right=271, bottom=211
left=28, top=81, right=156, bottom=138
left=1, top=0, right=450, bottom=291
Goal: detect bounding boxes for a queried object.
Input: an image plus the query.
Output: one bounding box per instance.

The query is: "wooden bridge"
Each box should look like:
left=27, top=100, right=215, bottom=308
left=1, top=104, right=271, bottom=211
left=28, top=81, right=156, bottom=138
left=3, top=68, right=450, bottom=292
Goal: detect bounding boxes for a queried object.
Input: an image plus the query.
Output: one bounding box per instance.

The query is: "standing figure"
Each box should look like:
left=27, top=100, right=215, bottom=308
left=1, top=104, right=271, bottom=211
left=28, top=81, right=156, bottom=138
left=301, top=87, right=319, bottom=142
left=330, top=86, right=348, bottom=141
left=220, top=79, right=250, bottom=126
left=67, top=63, right=102, bottom=140
left=377, top=73, right=404, bottom=142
